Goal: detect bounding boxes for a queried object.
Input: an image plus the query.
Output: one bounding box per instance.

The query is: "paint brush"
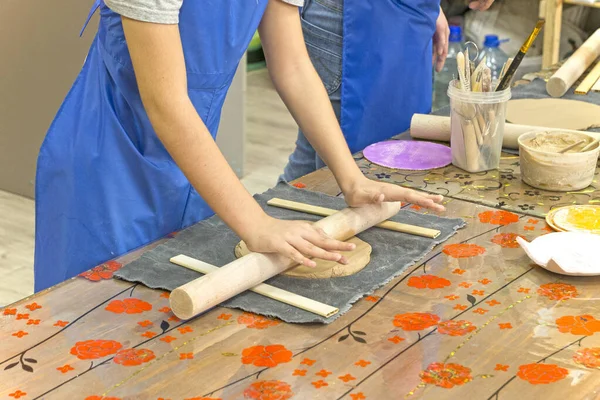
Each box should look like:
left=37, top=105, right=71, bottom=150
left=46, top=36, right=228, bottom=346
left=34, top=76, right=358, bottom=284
left=496, top=20, right=545, bottom=91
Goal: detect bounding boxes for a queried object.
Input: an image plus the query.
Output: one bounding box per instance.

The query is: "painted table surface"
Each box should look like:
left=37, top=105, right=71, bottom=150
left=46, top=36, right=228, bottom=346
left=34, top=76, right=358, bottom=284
left=3, top=170, right=600, bottom=400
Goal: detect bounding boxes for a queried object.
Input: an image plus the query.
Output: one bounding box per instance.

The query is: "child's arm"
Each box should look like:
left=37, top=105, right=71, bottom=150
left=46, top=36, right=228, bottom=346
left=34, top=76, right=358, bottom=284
left=259, top=0, right=445, bottom=211
left=121, top=17, right=354, bottom=267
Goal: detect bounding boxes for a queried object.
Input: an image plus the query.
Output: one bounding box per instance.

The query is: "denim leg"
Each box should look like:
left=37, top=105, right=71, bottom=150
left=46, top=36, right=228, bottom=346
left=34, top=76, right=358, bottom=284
left=279, top=0, right=344, bottom=183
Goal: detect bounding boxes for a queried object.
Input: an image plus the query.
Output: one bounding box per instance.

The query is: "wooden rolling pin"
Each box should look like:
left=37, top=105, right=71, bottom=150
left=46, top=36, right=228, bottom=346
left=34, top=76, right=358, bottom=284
left=547, top=28, right=600, bottom=98
left=410, top=114, right=600, bottom=150
left=267, top=198, right=441, bottom=239
left=170, top=201, right=402, bottom=320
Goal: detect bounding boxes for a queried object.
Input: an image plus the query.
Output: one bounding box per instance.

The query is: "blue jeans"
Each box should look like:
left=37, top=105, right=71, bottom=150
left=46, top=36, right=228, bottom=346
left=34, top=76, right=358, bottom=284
left=280, top=0, right=343, bottom=183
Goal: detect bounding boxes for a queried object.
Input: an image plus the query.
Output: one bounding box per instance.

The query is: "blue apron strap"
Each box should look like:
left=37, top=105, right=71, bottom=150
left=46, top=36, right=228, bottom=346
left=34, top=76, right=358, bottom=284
left=80, top=0, right=102, bottom=37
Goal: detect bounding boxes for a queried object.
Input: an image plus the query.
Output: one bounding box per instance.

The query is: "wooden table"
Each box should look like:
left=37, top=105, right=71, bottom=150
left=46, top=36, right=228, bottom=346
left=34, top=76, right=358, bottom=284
left=2, top=162, right=600, bottom=400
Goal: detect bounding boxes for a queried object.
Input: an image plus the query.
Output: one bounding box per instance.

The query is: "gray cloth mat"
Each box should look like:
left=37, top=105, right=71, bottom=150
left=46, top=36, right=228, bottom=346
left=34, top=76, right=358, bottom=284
left=399, top=77, right=600, bottom=155
left=115, top=183, right=465, bottom=324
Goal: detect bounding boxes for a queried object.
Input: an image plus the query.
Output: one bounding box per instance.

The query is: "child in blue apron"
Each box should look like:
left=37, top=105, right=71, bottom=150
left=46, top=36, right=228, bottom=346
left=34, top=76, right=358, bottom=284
left=281, top=0, right=496, bottom=182
left=34, top=0, right=446, bottom=291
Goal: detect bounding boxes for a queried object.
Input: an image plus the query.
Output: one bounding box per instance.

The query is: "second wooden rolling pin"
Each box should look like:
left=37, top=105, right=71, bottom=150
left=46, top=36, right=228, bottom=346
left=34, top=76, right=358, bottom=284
left=410, top=114, right=600, bottom=150
left=170, top=201, right=402, bottom=320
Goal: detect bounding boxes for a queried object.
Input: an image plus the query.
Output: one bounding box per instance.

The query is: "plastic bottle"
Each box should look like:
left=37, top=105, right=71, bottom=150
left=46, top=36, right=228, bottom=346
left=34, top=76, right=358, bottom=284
left=477, top=35, right=510, bottom=82
left=432, top=25, right=464, bottom=111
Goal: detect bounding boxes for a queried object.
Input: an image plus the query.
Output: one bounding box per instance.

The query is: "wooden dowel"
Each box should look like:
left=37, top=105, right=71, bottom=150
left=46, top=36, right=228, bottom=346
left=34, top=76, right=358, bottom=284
left=170, top=201, right=402, bottom=320
left=170, top=255, right=339, bottom=318
left=266, top=198, right=441, bottom=239
left=558, top=140, right=586, bottom=153
left=575, top=61, right=600, bottom=95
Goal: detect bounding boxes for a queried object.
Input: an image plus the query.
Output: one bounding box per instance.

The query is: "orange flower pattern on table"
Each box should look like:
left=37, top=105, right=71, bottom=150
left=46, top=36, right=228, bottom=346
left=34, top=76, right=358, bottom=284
left=478, top=210, right=519, bottom=225
left=57, top=364, right=74, bottom=373
left=138, top=320, right=153, bottom=328
left=160, top=291, right=170, bottom=298
left=420, top=362, right=472, bottom=388
left=472, top=290, right=484, bottom=296
left=9, top=391, right=27, bottom=399
left=473, top=308, right=488, bottom=315
left=301, top=358, right=316, bottom=366
left=478, top=278, right=492, bottom=285
left=238, top=312, right=281, bottom=330
left=393, top=313, right=440, bottom=331
left=218, top=313, right=232, bottom=320
left=438, top=320, right=477, bottom=337
left=495, top=364, right=509, bottom=372
left=293, top=369, right=307, bottom=376
left=70, top=339, right=123, bottom=360
left=459, top=282, right=472, bottom=288
left=443, top=244, right=486, bottom=258
left=180, top=353, right=194, bottom=360
left=105, top=298, right=152, bottom=314
left=312, top=380, right=328, bottom=389
left=292, top=182, right=306, bottom=189
left=16, top=314, right=29, bottom=320
left=556, top=315, right=600, bottom=335
left=452, top=269, right=466, bottom=275
left=538, top=283, right=578, bottom=301
left=178, top=326, right=193, bottom=334
left=445, top=295, right=459, bottom=301
left=184, top=398, right=221, bottom=400
left=516, top=364, right=568, bottom=384
left=27, top=319, right=40, bottom=325
left=350, top=394, right=366, bottom=400
left=54, top=320, right=69, bottom=327
left=243, top=380, right=293, bottom=400
left=517, top=287, right=530, bottom=294
left=365, top=296, right=380, bottom=302
left=3, top=308, right=16, bottom=316
left=492, top=233, right=525, bottom=248
left=113, top=348, right=155, bottom=366
left=79, top=260, right=122, bottom=281
left=316, top=369, right=332, bottom=377
left=160, top=336, right=176, bottom=343
left=499, top=323, right=512, bottom=329
left=25, top=302, right=42, bottom=311
left=573, top=348, right=600, bottom=369
left=388, top=336, right=405, bottom=344
left=12, top=331, right=28, bottom=338
left=524, top=226, right=535, bottom=231
left=355, top=360, right=371, bottom=367
left=486, top=300, right=501, bottom=307
left=241, top=344, right=293, bottom=368
left=159, top=307, right=172, bottom=313
left=141, top=331, right=157, bottom=338
left=528, top=219, right=539, bottom=224
left=339, top=374, right=356, bottom=383
left=454, top=304, right=468, bottom=311
left=85, top=397, right=121, bottom=400
left=408, top=275, right=451, bottom=290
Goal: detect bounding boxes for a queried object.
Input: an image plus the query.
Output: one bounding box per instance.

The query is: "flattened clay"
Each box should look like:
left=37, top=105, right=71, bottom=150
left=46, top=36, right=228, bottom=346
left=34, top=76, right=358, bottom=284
left=506, top=99, right=600, bottom=131
left=363, top=140, right=452, bottom=170
left=234, top=237, right=371, bottom=279
left=546, top=205, right=600, bottom=235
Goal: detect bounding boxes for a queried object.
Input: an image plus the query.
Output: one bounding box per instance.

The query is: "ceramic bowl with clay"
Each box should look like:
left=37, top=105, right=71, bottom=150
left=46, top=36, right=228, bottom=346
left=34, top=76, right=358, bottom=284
left=518, top=130, right=599, bottom=192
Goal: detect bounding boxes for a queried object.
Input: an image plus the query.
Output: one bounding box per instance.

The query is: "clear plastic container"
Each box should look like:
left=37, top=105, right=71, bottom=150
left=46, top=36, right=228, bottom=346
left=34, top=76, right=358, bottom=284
left=447, top=80, right=511, bottom=173
left=432, top=26, right=464, bottom=111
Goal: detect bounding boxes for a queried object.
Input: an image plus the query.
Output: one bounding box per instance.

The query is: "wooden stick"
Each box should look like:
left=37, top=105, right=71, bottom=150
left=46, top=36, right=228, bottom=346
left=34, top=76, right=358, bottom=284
left=558, top=140, right=586, bottom=153
left=547, top=29, right=600, bottom=97
left=170, top=255, right=339, bottom=318
left=574, top=61, right=600, bottom=95
left=593, top=75, right=600, bottom=92
left=581, top=139, right=599, bottom=152
left=266, top=198, right=441, bottom=239
left=170, top=201, right=402, bottom=320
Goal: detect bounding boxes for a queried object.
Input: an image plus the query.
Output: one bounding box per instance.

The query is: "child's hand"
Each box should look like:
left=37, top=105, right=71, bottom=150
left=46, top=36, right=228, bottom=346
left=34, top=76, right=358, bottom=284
left=342, top=176, right=445, bottom=212
left=243, top=216, right=355, bottom=267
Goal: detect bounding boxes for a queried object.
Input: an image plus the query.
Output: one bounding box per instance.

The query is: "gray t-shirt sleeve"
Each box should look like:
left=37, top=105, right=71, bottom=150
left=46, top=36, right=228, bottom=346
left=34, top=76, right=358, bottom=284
left=105, top=0, right=304, bottom=24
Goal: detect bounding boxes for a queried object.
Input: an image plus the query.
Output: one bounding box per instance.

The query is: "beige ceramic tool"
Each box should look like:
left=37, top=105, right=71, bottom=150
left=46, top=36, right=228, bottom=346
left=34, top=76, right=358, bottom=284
left=170, top=255, right=339, bottom=318
left=170, top=201, right=402, bottom=320
left=517, top=233, right=600, bottom=276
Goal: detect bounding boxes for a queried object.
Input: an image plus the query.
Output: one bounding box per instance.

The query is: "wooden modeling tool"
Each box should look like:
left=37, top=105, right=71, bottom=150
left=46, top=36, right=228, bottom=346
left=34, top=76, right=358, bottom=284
left=547, top=28, right=600, bottom=97
left=581, top=139, right=599, bottom=152
left=170, top=201, right=402, bottom=320
left=266, top=198, right=441, bottom=239
left=496, top=20, right=545, bottom=91
left=558, top=140, right=586, bottom=153
left=170, top=255, right=339, bottom=318
left=574, top=61, right=600, bottom=95
left=593, top=75, right=600, bottom=93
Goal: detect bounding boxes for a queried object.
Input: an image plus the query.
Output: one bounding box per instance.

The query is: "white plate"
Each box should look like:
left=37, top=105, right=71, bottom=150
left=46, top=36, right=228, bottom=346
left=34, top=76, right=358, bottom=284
left=517, top=232, right=600, bottom=276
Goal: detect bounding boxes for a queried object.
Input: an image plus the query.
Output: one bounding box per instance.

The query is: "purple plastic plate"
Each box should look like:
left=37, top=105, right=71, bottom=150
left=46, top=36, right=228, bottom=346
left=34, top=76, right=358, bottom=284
left=363, top=140, right=452, bottom=171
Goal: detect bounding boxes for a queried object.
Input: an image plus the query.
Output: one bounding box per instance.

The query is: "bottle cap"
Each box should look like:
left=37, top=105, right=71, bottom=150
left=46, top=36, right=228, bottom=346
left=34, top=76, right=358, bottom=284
left=483, top=35, right=500, bottom=48
left=449, top=25, right=462, bottom=43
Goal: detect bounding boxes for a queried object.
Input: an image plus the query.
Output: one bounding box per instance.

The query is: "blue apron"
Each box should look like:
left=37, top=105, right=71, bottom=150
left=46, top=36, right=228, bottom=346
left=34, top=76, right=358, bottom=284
left=34, top=0, right=268, bottom=291
left=341, top=0, right=440, bottom=154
